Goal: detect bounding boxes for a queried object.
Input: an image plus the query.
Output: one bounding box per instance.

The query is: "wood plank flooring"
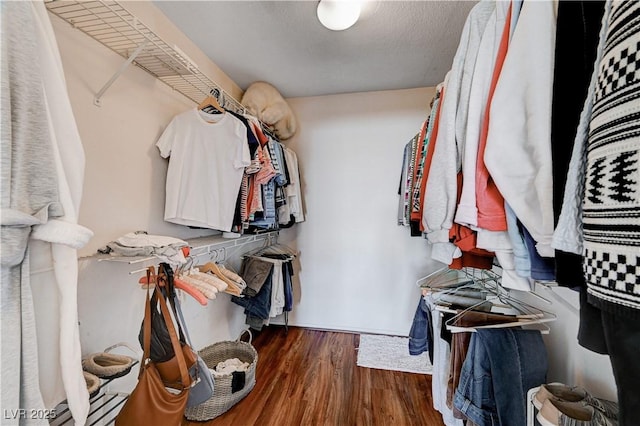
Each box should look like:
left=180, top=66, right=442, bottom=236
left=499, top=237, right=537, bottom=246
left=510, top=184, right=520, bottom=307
left=184, top=326, right=444, bottom=426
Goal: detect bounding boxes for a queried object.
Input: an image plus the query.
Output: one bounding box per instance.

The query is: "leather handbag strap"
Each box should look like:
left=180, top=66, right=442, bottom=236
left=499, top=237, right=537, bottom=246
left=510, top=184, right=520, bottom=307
left=141, top=266, right=155, bottom=374
left=157, top=263, right=187, bottom=343
left=156, top=272, right=190, bottom=388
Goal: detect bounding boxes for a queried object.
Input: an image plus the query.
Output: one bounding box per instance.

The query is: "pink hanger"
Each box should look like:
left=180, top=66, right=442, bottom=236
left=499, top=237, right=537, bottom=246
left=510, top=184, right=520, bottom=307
left=139, top=273, right=208, bottom=306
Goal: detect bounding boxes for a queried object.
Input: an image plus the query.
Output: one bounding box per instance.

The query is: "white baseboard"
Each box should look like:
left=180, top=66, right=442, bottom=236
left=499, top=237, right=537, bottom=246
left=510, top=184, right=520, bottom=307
left=268, top=319, right=409, bottom=338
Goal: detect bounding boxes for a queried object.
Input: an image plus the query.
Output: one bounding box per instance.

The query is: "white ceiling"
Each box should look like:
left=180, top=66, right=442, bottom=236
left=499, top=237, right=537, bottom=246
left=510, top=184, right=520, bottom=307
left=153, top=1, right=476, bottom=98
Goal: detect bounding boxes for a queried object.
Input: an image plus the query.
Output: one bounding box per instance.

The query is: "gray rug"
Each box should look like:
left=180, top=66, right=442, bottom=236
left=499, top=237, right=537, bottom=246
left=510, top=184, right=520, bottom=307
left=356, top=334, right=432, bottom=375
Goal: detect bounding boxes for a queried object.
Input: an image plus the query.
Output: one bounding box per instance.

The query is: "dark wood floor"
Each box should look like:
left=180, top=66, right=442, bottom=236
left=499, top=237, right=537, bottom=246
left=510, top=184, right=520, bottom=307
left=184, top=326, right=444, bottom=426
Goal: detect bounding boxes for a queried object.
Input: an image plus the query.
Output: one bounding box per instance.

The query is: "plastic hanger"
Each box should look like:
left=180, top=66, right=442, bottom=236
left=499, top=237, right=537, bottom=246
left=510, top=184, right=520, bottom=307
left=416, top=267, right=471, bottom=289
left=241, top=237, right=271, bottom=258
left=197, top=262, right=242, bottom=295
left=139, top=268, right=208, bottom=306
left=178, top=273, right=218, bottom=300
left=442, top=285, right=556, bottom=334
left=263, top=242, right=298, bottom=258
left=176, top=255, right=225, bottom=296
left=186, top=269, right=228, bottom=292
left=421, top=267, right=556, bottom=334
left=212, top=265, right=244, bottom=288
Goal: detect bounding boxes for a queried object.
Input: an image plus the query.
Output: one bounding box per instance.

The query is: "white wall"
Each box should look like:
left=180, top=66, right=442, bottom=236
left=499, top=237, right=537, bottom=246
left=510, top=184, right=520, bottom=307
left=276, top=88, right=442, bottom=336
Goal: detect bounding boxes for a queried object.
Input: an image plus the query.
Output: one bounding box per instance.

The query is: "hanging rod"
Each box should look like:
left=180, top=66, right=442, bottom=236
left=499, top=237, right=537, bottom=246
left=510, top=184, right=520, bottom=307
left=46, top=0, right=246, bottom=113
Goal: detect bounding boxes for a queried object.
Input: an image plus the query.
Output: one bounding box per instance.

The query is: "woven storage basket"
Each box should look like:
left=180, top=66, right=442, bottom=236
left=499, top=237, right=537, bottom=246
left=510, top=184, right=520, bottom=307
left=184, top=330, right=258, bottom=421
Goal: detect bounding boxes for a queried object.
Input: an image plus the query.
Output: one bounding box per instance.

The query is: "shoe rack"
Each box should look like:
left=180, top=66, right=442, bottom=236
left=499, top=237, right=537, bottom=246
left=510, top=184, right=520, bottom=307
left=50, top=360, right=138, bottom=426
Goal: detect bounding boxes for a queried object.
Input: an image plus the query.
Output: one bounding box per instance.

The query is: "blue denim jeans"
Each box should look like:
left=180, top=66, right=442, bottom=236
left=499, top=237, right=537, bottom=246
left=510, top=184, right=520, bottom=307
left=268, top=139, right=288, bottom=187
left=231, top=273, right=273, bottom=320
left=283, top=262, right=293, bottom=312
left=453, top=328, right=547, bottom=426
left=251, top=180, right=277, bottom=229
left=409, top=296, right=431, bottom=356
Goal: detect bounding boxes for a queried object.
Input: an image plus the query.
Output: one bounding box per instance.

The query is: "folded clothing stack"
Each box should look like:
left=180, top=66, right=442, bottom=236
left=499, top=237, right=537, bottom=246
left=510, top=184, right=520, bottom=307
left=98, top=231, right=188, bottom=265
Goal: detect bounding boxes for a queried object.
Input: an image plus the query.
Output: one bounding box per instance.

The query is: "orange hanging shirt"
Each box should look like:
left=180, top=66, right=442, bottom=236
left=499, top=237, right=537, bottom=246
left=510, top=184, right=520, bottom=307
left=475, top=3, right=512, bottom=231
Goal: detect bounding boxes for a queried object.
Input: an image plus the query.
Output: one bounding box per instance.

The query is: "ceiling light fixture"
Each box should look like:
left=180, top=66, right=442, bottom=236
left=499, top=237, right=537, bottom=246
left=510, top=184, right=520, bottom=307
left=317, top=0, right=362, bottom=31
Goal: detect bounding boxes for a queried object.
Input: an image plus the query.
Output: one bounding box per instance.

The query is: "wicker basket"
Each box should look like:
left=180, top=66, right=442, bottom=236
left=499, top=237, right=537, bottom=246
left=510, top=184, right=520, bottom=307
left=184, top=330, right=258, bottom=421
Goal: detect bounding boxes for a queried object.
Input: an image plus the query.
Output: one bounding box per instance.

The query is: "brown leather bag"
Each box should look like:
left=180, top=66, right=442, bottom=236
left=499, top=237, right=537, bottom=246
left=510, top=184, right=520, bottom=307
left=156, top=343, right=197, bottom=389
left=139, top=265, right=197, bottom=389
left=115, top=280, right=190, bottom=426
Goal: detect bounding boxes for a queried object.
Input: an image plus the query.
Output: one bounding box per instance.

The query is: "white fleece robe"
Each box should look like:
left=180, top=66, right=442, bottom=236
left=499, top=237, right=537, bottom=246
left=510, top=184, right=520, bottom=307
left=29, top=2, right=93, bottom=424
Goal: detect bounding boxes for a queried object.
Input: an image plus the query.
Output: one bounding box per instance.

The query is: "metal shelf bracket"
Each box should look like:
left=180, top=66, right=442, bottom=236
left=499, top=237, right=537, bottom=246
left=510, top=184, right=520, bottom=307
left=94, top=40, right=149, bottom=106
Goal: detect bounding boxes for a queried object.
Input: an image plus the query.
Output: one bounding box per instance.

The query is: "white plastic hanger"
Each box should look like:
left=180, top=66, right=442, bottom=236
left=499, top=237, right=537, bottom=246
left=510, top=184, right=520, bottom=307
left=442, top=287, right=556, bottom=334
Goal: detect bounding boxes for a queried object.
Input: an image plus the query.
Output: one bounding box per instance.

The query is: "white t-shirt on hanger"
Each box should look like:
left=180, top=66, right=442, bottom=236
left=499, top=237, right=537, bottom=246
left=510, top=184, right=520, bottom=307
left=157, top=108, right=250, bottom=231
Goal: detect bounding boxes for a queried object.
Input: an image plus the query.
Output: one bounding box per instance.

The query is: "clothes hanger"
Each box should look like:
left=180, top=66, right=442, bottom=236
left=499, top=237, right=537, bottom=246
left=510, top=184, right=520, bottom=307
left=442, top=285, right=556, bottom=334
left=186, top=269, right=228, bottom=292
left=427, top=267, right=547, bottom=315
left=445, top=316, right=554, bottom=334
left=198, top=95, right=225, bottom=115
left=259, top=245, right=297, bottom=259
left=430, top=282, right=495, bottom=310
left=178, top=273, right=218, bottom=300
left=213, top=264, right=245, bottom=287
left=197, top=262, right=242, bottom=295
left=261, top=124, right=278, bottom=141
left=138, top=267, right=208, bottom=306
left=241, top=238, right=271, bottom=258
left=416, top=267, right=470, bottom=289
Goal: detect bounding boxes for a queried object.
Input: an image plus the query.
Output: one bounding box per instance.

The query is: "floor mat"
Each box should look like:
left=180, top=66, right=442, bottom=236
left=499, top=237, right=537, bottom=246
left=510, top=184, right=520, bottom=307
left=356, top=334, right=432, bottom=375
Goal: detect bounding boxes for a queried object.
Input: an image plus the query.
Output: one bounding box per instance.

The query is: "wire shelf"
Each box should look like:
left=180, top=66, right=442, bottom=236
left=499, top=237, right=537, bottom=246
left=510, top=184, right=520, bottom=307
left=45, top=0, right=245, bottom=112
left=88, top=230, right=279, bottom=274
left=50, top=360, right=138, bottom=426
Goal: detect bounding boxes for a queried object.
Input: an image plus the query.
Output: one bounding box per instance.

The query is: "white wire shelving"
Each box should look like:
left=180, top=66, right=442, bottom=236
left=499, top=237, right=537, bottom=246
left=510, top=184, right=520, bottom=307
left=83, top=231, right=279, bottom=274
left=45, top=0, right=245, bottom=111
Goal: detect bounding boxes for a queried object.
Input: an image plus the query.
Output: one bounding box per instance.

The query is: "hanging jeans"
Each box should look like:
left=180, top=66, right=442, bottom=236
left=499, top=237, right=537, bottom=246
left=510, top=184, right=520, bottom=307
left=240, top=257, right=273, bottom=297
left=453, top=328, right=547, bottom=426
left=231, top=273, right=273, bottom=320
left=409, top=296, right=432, bottom=357
left=447, top=312, right=517, bottom=419
left=251, top=180, right=277, bottom=229
left=283, top=262, right=293, bottom=312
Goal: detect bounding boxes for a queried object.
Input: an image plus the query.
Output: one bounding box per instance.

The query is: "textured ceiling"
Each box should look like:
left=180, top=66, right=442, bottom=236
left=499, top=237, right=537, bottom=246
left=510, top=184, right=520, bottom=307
left=153, top=1, right=476, bottom=98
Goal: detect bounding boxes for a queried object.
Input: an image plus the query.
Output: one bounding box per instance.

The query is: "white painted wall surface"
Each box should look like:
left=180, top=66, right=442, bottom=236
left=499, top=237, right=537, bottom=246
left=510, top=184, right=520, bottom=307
left=275, top=89, right=442, bottom=336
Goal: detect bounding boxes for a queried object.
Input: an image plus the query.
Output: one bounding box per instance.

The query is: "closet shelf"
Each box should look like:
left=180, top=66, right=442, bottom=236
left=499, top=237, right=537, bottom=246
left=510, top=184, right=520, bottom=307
left=87, top=231, right=279, bottom=271
left=45, top=0, right=245, bottom=111
left=186, top=231, right=279, bottom=258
